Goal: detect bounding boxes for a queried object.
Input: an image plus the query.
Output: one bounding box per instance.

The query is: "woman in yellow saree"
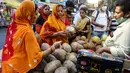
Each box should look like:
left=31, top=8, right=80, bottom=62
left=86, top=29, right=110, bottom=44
left=76, top=8, right=91, bottom=39
left=2, top=1, right=61, bottom=73
left=40, top=4, right=68, bottom=45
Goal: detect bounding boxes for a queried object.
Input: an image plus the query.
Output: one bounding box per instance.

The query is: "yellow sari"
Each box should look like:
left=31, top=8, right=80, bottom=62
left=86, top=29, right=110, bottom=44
left=2, top=1, right=43, bottom=73
left=76, top=17, right=91, bottom=38
left=40, top=4, right=68, bottom=45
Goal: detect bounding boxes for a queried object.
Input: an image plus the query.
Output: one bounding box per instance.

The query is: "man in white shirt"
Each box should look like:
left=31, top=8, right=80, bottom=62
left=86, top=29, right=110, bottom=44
left=96, top=0, right=130, bottom=59
left=92, top=2, right=112, bottom=38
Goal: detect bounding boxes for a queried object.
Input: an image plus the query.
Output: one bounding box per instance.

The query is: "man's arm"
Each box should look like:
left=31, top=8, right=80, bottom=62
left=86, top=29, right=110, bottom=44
left=108, top=17, right=112, bottom=27
left=96, top=47, right=111, bottom=54
left=92, top=16, right=105, bottom=28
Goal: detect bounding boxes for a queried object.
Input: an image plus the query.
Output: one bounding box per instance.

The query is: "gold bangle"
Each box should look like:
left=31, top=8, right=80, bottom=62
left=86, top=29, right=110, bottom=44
left=51, top=46, right=55, bottom=52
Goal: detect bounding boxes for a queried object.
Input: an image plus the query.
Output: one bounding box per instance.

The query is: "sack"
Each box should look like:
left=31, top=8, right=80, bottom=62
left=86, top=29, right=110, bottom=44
left=77, top=50, right=124, bottom=73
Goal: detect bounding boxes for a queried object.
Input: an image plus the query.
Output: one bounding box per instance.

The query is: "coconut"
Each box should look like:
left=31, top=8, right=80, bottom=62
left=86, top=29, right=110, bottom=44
left=62, top=43, right=72, bottom=53
left=35, top=59, right=47, bottom=71
left=91, top=36, right=101, bottom=45
left=66, top=53, right=77, bottom=64
left=66, top=26, right=76, bottom=34
left=41, top=43, right=50, bottom=51
left=71, top=42, right=84, bottom=52
left=45, top=54, right=57, bottom=62
left=74, top=36, right=81, bottom=41
left=63, top=60, right=77, bottom=73
left=52, top=49, right=67, bottom=62
left=80, top=36, right=87, bottom=41
left=77, top=40, right=86, bottom=45
left=83, top=42, right=95, bottom=50
left=54, top=67, right=68, bottom=73
left=101, top=34, right=108, bottom=41
left=44, top=60, right=62, bottom=73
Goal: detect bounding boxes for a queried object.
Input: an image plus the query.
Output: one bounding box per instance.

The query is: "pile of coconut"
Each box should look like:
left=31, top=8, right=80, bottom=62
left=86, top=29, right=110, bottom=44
left=33, top=26, right=108, bottom=73
left=31, top=34, right=108, bottom=73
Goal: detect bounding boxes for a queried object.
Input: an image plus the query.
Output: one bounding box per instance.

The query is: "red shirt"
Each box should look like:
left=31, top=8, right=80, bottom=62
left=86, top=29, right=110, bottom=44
left=65, top=18, right=70, bottom=26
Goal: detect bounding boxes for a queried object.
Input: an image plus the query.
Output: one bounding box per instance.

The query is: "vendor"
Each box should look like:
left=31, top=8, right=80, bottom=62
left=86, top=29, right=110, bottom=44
left=96, top=0, right=130, bottom=59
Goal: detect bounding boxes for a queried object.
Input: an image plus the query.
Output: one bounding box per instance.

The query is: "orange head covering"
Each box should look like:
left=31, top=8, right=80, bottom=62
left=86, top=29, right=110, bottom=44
left=2, top=1, right=43, bottom=73
left=15, top=0, right=35, bottom=26
left=46, top=4, right=66, bottom=31
left=40, top=4, right=68, bottom=45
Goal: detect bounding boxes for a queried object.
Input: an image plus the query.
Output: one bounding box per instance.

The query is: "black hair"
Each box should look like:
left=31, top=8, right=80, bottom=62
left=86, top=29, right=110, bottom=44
left=66, top=1, right=75, bottom=8
left=43, top=4, right=49, bottom=9
left=35, top=4, right=38, bottom=11
left=80, top=7, right=87, bottom=13
left=78, top=3, right=84, bottom=8
left=116, top=0, right=130, bottom=15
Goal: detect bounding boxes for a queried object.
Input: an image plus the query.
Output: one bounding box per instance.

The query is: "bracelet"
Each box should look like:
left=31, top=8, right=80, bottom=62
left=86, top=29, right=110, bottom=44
left=51, top=46, right=55, bottom=52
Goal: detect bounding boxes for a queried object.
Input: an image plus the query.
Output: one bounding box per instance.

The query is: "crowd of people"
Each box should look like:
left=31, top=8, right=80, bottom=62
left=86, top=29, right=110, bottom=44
left=1, top=0, right=130, bottom=73
left=0, top=5, right=13, bottom=27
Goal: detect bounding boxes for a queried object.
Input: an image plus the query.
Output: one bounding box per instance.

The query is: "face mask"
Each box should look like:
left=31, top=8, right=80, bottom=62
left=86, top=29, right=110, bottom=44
left=101, top=6, right=107, bottom=11
left=116, top=17, right=128, bottom=24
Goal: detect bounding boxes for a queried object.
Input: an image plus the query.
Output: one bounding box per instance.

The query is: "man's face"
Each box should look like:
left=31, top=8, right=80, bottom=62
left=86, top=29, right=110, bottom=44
left=114, top=6, right=124, bottom=19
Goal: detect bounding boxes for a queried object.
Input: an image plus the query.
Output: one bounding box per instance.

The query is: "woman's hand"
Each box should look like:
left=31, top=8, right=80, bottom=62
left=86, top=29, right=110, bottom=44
left=58, top=31, right=67, bottom=37
left=42, top=41, right=62, bottom=57
left=53, top=31, right=66, bottom=37
left=52, top=41, right=62, bottom=49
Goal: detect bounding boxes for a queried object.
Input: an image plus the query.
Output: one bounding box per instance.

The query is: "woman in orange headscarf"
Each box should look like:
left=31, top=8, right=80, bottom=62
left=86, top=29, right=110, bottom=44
left=40, top=4, right=69, bottom=45
left=35, top=4, right=50, bottom=34
left=2, top=1, right=61, bottom=73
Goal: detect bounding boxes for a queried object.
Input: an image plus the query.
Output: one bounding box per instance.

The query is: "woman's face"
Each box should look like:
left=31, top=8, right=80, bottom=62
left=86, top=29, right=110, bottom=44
left=43, top=6, right=50, bottom=15
left=80, top=10, right=86, bottom=18
left=57, top=6, right=64, bottom=18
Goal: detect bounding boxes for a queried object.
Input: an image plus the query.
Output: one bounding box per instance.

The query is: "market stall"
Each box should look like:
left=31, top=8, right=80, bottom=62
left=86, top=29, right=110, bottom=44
left=32, top=28, right=130, bottom=73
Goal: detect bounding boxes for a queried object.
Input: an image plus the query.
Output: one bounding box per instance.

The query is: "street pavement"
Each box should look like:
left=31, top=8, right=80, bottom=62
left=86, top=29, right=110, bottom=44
left=0, top=28, right=7, bottom=50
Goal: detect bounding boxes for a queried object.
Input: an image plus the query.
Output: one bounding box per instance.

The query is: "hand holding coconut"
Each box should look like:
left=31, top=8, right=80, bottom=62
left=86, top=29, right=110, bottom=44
left=53, top=31, right=67, bottom=37
left=66, top=26, right=76, bottom=39
left=42, top=41, right=62, bottom=57
left=52, top=41, right=62, bottom=50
